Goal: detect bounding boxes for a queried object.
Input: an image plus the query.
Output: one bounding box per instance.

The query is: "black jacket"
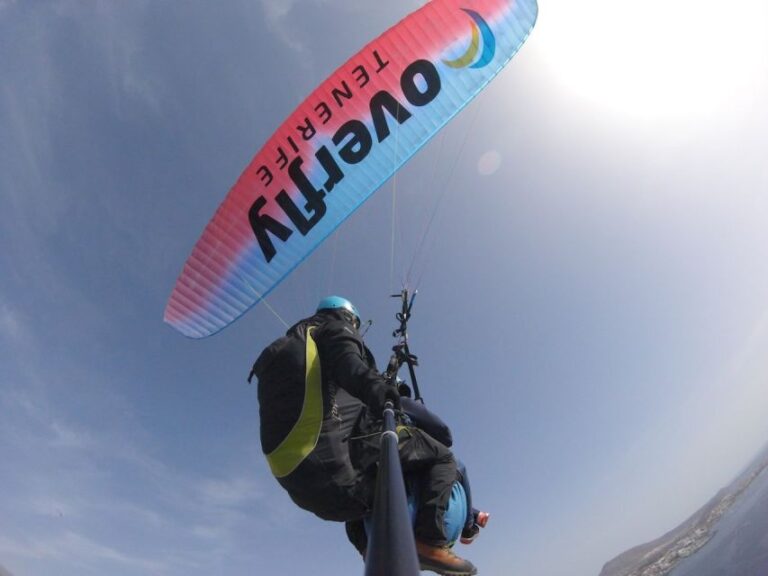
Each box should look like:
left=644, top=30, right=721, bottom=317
left=252, top=309, right=386, bottom=520
left=254, top=309, right=385, bottom=453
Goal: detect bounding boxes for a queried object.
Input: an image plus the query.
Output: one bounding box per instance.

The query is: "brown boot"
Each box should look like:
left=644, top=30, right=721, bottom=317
left=416, top=540, right=478, bottom=575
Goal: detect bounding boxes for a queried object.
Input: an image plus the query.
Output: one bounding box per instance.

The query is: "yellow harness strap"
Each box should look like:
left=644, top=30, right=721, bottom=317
left=266, top=327, right=323, bottom=478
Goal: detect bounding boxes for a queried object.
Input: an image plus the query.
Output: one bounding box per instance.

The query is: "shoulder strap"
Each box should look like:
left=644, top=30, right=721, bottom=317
left=265, top=327, right=324, bottom=478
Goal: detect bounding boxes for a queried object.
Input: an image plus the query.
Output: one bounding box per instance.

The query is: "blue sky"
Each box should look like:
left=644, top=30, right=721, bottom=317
left=2, top=1, right=768, bottom=575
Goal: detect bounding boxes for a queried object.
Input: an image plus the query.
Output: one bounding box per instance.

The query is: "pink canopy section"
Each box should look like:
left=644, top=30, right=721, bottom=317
left=165, top=0, right=538, bottom=338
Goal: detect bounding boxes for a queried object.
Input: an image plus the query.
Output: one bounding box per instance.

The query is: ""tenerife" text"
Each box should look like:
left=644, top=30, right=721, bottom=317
left=249, top=58, right=442, bottom=262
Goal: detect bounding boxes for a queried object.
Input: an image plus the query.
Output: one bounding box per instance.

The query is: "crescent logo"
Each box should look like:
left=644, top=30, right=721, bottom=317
left=442, top=9, right=496, bottom=69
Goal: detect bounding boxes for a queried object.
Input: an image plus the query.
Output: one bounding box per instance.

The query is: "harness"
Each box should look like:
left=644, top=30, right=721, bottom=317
left=264, top=327, right=324, bottom=478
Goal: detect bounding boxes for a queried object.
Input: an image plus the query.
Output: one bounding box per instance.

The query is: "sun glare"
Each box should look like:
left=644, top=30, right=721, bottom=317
left=478, top=149, right=502, bottom=175
left=537, top=0, right=768, bottom=125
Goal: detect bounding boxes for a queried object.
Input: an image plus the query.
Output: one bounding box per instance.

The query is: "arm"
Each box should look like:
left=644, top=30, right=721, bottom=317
left=315, top=319, right=398, bottom=410
left=401, top=397, right=453, bottom=447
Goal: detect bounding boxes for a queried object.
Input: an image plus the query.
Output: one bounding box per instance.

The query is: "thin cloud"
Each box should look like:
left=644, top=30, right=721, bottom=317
left=196, top=476, right=263, bottom=507
left=0, top=371, right=282, bottom=576
left=0, top=532, right=165, bottom=573
left=0, top=302, right=23, bottom=343
left=0, top=86, right=48, bottom=208
left=48, top=420, right=96, bottom=449
left=28, top=496, right=79, bottom=520
left=89, top=0, right=164, bottom=116
left=259, top=0, right=307, bottom=56
left=731, top=305, right=768, bottom=376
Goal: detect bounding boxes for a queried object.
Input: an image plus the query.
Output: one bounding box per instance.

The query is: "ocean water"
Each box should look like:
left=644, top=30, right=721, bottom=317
left=671, top=466, right=768, bottom=576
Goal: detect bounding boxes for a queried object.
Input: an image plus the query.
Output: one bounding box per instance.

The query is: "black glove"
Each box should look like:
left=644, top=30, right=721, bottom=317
left=366, top=381, right=401, bottom=415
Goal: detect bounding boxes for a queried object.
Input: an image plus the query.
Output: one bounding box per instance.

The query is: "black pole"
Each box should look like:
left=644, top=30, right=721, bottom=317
left=364, top=402, right=420, bottom=576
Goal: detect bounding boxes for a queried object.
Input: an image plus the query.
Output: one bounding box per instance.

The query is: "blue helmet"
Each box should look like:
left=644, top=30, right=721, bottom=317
left=317, top=296, right=360, bottom=327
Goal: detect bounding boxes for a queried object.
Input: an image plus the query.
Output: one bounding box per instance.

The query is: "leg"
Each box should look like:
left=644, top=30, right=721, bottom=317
left=456, top=460, right=475, bottom=531
left=345, top=519, right=368, bottom=557
left=396, top=427, right=457, bottom=545
left=456, top=460, right=489, bottom=545
left=394, top=426, right=478, bottom=575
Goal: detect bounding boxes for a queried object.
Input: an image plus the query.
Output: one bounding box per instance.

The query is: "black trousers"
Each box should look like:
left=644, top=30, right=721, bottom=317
left=277, top=449, right=374, bottom=523
left=346, top=424, right=458, bottom=552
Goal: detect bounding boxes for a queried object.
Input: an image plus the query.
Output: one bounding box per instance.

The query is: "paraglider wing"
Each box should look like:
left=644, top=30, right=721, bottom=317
left=164, top=0, right=538, bottom=338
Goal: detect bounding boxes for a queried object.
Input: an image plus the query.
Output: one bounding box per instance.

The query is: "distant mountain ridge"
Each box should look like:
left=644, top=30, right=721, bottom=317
left=599, top=442, right=768, bottom=576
